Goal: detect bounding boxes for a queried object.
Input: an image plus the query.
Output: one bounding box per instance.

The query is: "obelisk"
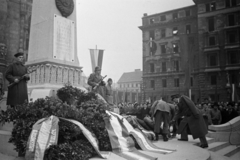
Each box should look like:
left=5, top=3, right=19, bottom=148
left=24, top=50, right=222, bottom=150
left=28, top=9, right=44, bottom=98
left=26, top=0, right=84, bottom=100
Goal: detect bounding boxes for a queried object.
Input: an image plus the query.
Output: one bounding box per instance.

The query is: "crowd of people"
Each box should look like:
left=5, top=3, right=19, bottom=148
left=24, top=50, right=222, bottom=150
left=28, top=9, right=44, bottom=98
left=113, top=97, right=240, bottom=148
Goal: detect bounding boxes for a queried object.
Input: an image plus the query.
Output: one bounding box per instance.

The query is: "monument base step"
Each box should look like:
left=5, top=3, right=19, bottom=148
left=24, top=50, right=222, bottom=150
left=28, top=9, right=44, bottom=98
left=0, top=130, right=18, bottom=157
left=207, top=131, right=240, bottom=144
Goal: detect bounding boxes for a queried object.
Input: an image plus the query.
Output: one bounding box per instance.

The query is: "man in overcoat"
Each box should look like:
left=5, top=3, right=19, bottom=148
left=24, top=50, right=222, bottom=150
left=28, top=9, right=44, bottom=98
left=5, top=52, right=30, bottom=107
left=88, top=66, right=106, bottom=100
left=171, top=94, right=208, bottom=148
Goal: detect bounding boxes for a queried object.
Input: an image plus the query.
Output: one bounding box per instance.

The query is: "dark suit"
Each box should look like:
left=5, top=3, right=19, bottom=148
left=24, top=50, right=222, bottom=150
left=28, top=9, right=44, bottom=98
left=173, top=95, right=208, bottom=145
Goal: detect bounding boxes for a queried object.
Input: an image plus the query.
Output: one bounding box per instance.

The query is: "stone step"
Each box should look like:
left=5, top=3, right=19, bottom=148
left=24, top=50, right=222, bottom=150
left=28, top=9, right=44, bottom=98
left=224, top=145, right=240, bottom=157
left=229, top=150, right=240, bottom=160
left=208, top=142, right=230, bottom=152
left=215, top=145, right=240, bottom=157
left=209, top=151, right=231, bottom=160
left=176, top=134, right=215, bottom=146
left=0, top=130, right=18, bottom=157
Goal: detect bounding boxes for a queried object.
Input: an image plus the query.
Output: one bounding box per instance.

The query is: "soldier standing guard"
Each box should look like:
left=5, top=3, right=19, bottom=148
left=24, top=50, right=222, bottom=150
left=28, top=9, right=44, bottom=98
left=87, top=66, right=106, bottom=100
left=5, top=52, right=30, bottom=108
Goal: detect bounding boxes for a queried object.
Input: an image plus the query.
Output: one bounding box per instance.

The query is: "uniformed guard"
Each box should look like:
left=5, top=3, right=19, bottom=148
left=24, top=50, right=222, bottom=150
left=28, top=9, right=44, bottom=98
left=5, top=52, right=30, bottom=107
left=87, top=66, right=106, bottom=99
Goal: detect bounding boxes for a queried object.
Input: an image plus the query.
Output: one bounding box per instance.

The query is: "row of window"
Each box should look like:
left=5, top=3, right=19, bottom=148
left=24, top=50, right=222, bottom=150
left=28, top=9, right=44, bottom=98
left=119, top=83, right=141, bottom=88
left=149, top=42, right=180, bottom=55
left=207, top=50, right=240, bottom=66
left=149, top=61, right=179, bottom=73
left=149, top=77, right=194, bottom=88
left=208, top=13, right=239, bottom=32
left=209, top=73, right=237, bottom=85
left=149, top=24, right=192, bottom=40
left=149, top=9, right=192, bottom=24
left=205, top=0, right=238, bottom=12
left=206, top=29, right=239, bottom=46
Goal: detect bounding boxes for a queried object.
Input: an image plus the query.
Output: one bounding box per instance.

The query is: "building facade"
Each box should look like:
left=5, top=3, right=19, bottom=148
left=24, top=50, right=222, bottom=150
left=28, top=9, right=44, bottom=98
left=117, top=69, right=142, bottom=92
left=194, top=0, right=240, bottom=102
left=139, top=0, right=240, bottom=103
left=0, top=0, right=32, bottom=92
left=139, top=5, right=199, bottom=102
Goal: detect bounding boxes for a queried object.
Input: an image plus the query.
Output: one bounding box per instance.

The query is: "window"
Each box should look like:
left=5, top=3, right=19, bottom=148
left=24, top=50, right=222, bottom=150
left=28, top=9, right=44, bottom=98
left=150, top=41, right=157, bottom=56
left=227, top=30, right=238, bottom=43
left=228, top=50, right=239, bottom=64
left=174, top=78, right=179, bottom=87
left=150, top=80, right=155, bottom=89
left=173, top=12, right=178, bottom=19
left=160, top=15, right=166, bottom=21
left=150, top=63, right=155, bottom=73
left=161, top=44, right=166, bottom=54
left=162, top=79, right=167, bottom=88
left=206, top=2, right=216, bottom=12
left=150, top=18, right=155, bottom=24
left=173, top=60, right=179, bottom=71
left=161, top=29, right=166, bottom=38
left=208, top=17, right=215, bottom=32
left=228, top=14, right=236, bottom=26
left=186, top=10, right=191, bottom=17
left=226, top=0, right=237, bottom=7
left=149, top=30, right=157, bottom=55
left=150, top=30, right=155, bottom=40
left=186, top=24, right=191, bottom=34
left=210, top=75, right=217, bottom=85
left=209, top=54, right=217, bottom=66
left=231, top=74, right=236, bottom=83
left=173, top=43, right=179, bottom=53
left=162, top=62, right=167, bottom=72
left=190, top=77, right=193, bottom=87
left=209, top=36, right=216, bottom=46
left=173, top=27, right=178, bottom=35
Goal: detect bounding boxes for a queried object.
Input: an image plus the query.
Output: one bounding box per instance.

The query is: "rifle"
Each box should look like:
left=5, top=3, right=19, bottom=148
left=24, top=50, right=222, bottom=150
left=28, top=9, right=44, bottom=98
left=93, top=75, right=107, bottom=90
left=8, top=67, right=37, bottom=89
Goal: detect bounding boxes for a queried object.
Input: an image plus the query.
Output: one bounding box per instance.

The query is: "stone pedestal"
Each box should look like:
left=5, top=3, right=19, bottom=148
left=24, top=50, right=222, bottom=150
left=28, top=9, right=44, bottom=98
left=25, top=0, right=84, bottom=99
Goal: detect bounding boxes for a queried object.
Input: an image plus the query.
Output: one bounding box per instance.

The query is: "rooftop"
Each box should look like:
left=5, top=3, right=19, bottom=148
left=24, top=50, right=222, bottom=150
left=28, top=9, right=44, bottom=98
left=117, top=69, right=142, bottom=83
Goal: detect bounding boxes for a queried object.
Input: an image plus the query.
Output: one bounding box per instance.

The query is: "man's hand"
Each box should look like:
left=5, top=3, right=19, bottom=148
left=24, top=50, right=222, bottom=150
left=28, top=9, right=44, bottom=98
left=14, top=79, right=19, bottom=83
left=24, top=74, right=29, bottom=78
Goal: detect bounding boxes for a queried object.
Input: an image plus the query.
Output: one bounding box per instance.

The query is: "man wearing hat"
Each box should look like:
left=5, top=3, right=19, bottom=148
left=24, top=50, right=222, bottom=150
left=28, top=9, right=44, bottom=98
left=88, top=66, right=106, bottom=100
left=171, top=94, right=208, bottom=148
left=5, top=52, right=30, bottom=107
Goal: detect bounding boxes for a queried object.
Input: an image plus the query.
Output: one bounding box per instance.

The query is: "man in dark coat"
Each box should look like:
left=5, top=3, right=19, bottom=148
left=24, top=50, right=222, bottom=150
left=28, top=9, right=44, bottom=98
left=5, top=52, right=30, bottom=107
left=150, top=98, right=175, bottom=141
left=171, top=94, right=208, bottom=148
left=88, top=66, right=106, bottom=100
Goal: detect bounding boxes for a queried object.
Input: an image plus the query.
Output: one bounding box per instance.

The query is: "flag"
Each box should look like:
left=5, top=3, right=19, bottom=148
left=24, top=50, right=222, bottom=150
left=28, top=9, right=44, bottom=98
left=89, top=49, right=104, bottom=72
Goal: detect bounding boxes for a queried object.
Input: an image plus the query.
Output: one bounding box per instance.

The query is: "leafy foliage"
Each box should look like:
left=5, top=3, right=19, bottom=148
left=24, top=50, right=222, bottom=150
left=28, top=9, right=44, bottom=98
left=0, top=85, right=112, bottom=159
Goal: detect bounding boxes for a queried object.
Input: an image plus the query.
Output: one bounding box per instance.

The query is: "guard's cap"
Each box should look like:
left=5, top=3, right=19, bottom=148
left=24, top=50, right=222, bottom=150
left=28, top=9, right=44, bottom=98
left=14, top=52, right=24, bottom=58
left=171, top=94, right=181, bottom=100
left=95, top=66, right=101, bottom=71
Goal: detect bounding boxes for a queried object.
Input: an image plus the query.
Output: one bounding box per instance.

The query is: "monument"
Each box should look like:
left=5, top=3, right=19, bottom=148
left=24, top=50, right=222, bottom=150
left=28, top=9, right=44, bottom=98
left=26, top=0, right=84, bottom=100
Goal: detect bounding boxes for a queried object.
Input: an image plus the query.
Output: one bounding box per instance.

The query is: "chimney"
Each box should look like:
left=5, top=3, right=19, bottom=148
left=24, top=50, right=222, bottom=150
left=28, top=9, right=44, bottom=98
left=143, top=13, right=148, bottom=17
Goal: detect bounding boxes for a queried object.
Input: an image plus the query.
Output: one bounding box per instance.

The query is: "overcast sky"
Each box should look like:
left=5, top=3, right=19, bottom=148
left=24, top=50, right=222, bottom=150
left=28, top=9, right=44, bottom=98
left=76, top=0, right=194, bottom=83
